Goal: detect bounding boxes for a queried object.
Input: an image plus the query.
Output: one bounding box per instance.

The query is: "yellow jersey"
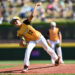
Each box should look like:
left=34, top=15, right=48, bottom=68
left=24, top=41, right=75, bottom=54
left=17, top=19, right=41, bottom=42
left=49, top=27, right=60, bottom=41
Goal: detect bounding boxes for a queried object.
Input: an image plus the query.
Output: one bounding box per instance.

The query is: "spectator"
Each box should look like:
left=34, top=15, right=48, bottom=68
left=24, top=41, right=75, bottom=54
left=31, top=0, right=40, bottom=2
left=38, top=6, right=46, bottom=21
left=1, top=0, right=7, bottom=9
left=65, top=0, right=73, bottom=18
left=40, top=0, right=46, bottom=2
left=8, top=0, right=17, bottom=3
left=72, top=12, right=75, bottom=20
left=52, top=0, right=59, bottom=18
left=19, top=4, right=33, bottom=18
left=17, top=0, right=24, bottom=7
left=8, top=3, right=15, bottom=15
left=46, top=3, right=56, bottom=18
left=67, top=0, right=72, bottom=10
left=59, top=0, right=66, bottom=18
left=1, top=0, right=6, bottom=17
left=0, top=12, right=3, bottom=24
left=3, top=12, right=9, bottom=23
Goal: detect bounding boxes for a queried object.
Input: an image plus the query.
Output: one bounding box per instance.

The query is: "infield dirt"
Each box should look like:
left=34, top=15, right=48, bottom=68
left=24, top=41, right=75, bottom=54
left=0, top=64, right=75, bottom=74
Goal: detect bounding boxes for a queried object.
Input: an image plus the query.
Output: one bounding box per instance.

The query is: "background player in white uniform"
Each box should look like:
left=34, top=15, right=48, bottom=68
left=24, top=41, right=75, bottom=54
left=47, top=22, right=64, bottom=64
left=11, top=3, right=60, bottom=73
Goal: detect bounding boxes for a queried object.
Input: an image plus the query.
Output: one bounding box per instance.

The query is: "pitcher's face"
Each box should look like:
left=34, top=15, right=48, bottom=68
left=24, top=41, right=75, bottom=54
left=14, top=19, right=22, bottom=27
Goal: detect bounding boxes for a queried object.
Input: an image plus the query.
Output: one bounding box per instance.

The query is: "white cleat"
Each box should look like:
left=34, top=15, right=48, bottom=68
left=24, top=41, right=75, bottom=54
left=22, top=65, right=28, bottom=73
left=60, top=61, right=64, bottom=64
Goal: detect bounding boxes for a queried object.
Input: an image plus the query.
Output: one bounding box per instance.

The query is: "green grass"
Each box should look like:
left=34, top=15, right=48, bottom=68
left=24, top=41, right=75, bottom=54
left=30, top=60, right=75, bottom=64
left=0, top=65, right=18, bottom=69
left=0, top=60, right=74, bottom=69
left=0, top=60, right=75, bottom=65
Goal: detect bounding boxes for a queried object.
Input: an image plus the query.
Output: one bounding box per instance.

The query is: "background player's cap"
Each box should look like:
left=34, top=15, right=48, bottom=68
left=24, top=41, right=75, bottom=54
left=12, top=16, right=20, bottom=20
left=50, top=22, right=56, bottom=26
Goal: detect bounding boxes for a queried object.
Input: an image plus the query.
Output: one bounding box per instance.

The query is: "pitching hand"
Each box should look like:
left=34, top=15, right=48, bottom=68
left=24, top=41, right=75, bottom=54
left=36, top=2, right=42, bottom=6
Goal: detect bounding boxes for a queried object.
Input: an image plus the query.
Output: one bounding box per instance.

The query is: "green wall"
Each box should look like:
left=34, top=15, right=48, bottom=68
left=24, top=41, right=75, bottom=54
left=0, top=21, right=75, bottom=40
left=0, top=47, right=75, bottom=60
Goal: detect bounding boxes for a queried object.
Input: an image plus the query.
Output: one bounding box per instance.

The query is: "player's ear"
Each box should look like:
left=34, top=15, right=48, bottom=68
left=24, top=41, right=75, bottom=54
left=10, top=19, right=15, bottom=25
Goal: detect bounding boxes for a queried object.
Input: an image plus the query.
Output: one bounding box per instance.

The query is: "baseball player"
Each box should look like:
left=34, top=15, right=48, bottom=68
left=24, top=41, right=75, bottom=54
left=47, top=22, right=64, bottom=64
left=10, top=2, right=60, bottom=73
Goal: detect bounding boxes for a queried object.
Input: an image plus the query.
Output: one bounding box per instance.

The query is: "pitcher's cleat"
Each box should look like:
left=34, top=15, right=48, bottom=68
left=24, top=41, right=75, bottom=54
left=60, top=61, right=64, bottom=64
left=22, top=65, right=28, bottom=73
left=55, top=56, right=60, bottom=66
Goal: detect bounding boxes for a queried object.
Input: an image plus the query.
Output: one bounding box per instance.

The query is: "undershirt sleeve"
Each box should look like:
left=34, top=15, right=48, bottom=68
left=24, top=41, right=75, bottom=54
left=23, top=19, right=31, bottom=25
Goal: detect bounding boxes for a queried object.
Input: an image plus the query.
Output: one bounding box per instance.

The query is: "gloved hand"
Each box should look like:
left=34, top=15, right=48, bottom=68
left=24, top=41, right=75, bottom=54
left=19, top=36, right=27, bottom=47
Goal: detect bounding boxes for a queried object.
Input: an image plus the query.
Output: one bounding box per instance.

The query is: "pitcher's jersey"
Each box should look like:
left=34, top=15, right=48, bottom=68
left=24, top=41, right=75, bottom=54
left=49, top=27, right=60, bottom=41
left=17, top=19, right=41, bottom=42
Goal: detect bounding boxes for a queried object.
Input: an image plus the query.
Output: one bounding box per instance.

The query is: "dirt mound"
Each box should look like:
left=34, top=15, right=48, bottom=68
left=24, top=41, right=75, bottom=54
left=0, top=64, right=75, bottom=74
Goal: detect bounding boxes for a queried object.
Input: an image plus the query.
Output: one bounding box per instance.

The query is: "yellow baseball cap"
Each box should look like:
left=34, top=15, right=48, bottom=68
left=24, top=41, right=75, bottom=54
left=12, top=16, right=20, bottom=20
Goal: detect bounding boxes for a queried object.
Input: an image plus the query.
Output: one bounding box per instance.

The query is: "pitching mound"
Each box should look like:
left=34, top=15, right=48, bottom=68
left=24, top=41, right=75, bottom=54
left=0, top=64, right=75, bottom=74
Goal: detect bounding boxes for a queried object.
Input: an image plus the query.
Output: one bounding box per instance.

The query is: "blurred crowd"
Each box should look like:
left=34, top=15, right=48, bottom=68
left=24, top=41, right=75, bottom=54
left=0, top=0, right=75, bottom=24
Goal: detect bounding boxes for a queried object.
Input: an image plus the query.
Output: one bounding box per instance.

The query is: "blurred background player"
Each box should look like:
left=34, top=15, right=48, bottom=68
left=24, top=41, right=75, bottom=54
left=47, top=22, right=64, bottom=64
left=10, top=2, right=60, bottom=73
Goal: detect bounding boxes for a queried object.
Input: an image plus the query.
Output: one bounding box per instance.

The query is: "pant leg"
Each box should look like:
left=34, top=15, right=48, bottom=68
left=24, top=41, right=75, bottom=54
left=48, top=40, right=56, bottom=64
left=56, top=40, right=64, bottom=63
left=24, top=41, right=36, bottom=66
left=36, top=35, right=58, bottom=61
left=56, top=46, right=64, bottom=62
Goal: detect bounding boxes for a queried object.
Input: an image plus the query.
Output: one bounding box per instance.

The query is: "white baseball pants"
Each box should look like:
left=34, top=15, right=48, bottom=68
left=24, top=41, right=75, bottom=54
left=47, top=39, right=64, bottom=64
left=24, top=35, right=58, bottom=66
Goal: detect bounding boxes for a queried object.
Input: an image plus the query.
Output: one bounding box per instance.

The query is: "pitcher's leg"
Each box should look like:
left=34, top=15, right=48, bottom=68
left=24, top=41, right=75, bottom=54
left=51, top=58, right=55, bottom=64
left=48, top=40, right=56, bottom=64
left=39, top=37, right=60, bottom=66
left=57, top=47, right=64, bottom=64
left=51, top=47, right=55, bottom=64
left=38, top=36, right=58, bottom=61
left=24, top=41, right=36, bottom=66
